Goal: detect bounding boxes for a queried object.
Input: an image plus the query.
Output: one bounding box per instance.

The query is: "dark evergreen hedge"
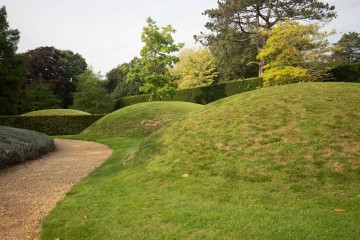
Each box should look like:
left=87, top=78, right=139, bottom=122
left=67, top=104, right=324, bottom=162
left=0, top=115, right=105, bottom=135
left=116, top=77, right=263, bottom=108
left=328, top=63, right=360, bottom=83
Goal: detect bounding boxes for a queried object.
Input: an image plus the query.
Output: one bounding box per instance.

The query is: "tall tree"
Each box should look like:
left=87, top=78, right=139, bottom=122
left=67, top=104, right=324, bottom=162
left=332, top=32, right=360, bottom=63
left=196, top=28, right=258, bottom=81
left=72, top=69, right=113, bottom=114
left=19, top=82, right=62, bottom=113
left=171, top=47, right=219, bottom=89
left=22, top=46, right=87, bottom=108
left=128, top=17, right=184, bottom=100
left=257, top=20, right=336, bottom=86
left=105, top=57, right=143, bottom=97
left=0, top=6, right=25, bottom=115
left=198, top=0, right=336, bottom=76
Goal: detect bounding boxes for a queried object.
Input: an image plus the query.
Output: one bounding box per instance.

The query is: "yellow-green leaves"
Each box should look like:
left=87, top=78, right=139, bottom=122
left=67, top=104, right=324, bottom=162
left=171, top=47, right=219, bottom=89
left=257, top=20, right=336, bottom=86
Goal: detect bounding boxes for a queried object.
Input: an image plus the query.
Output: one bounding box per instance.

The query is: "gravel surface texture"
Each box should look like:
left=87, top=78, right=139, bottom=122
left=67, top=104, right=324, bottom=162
left=0, top=139, right=112, bottom=240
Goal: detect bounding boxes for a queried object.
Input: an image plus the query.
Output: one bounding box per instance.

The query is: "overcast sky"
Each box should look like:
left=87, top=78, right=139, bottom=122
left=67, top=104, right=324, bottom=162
left=2, top=0, right=359, bottom=74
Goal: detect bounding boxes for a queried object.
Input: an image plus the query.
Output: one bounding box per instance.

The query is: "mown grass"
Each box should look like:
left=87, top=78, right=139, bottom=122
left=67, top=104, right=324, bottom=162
left=80, top=101, right=202, bottom=138
left=21, top=109, right=91, bottom=116
left=41, top=82, right=360, bottom=239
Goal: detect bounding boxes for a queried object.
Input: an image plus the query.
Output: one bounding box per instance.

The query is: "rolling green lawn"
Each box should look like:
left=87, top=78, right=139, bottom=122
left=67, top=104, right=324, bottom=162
left=21, top=109, right=91, bottom=116
left=41, top=82, right=360, bottom=239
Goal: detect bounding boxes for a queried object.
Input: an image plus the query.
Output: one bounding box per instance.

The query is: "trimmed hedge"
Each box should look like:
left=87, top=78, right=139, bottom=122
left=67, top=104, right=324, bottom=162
left=0, top=115, right=105, bottom=135
left=328, top=63, right=360, bottom=83
left=0, top=126, right=55, bottom=169
left=115, top=77, right=263, bottom=108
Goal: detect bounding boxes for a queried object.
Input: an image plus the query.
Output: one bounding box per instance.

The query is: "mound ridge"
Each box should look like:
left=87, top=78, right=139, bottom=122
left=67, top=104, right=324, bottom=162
left=81, top=101, right=202, bottom=138
left=22, top=109, right=91, bottom=116
left=136, top=82, right=360, bottom=183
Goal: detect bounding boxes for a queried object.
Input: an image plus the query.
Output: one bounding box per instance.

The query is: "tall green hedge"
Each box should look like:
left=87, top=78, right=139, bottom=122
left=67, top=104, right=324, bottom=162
left=328, top=63, right=360, bottom=83
left=0, top=115, right=105, bottom=135
left=116, top=77, right=263, bottom=108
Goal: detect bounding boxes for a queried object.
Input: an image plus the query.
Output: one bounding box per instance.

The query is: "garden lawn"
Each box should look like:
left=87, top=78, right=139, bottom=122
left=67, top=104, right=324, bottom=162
left=41, top=82, right=360, bottom=240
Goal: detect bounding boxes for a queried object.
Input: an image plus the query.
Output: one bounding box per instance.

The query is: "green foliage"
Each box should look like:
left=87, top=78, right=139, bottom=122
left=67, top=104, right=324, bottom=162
left=72, top=69, right=113, bottom=114
left=81, top=101, right=202, bottom=138
left=0, top=126, right=55, bottom=169
left=116, top=77, right=263, bottom=108
left=328, top=63, right=360, bottom=83
left=257, top=20, right=335, bottom=86
left=21, top=109, right=91, bottom=116
left=198, top=0, right=336, bottom=76
left=196, top=27, right=258, bottom=81
left=0, top=115, right=105, bottom=135
left=0, top=6, right=25, bottom=115
left=18, top=82, right=62, bottom=113
left=332, top=32, right=360, bottom=63
left=128, top=17, right=184, bottom=100
left=106, top=58, right=143, bottom=98
left=262, top=66, right=312, bottom=87
left=22, top=47, right=87, bottom=108
left=171, top=47, right=219, bottom=89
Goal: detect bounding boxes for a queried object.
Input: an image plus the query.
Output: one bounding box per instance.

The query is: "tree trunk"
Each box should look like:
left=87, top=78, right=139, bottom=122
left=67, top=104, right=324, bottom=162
left=258, top=60, right=265, bottom=77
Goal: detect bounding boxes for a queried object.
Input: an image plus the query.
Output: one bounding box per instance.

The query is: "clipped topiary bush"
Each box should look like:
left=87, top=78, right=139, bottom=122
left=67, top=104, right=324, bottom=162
left=0, top=126, right=55, bottom=169
left=0, top=115, right=105, bottom=135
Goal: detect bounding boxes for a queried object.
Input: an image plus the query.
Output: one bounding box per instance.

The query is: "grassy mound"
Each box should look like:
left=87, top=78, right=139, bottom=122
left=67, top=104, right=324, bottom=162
left=21, top=109, right=91, bottom=116
left=0, top=126, right=55, bottom=169
left=80, top=101, right=202, bottom=138
left=139, top=82, right=360, bottom=183
left=41, top=82, right=360, bottom=239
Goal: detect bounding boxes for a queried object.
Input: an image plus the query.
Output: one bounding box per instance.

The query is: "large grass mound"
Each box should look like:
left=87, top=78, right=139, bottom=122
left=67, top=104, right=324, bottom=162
left=41, top=82, right=360, bottom=239
left=80, top=101, right=202, bottom=138
left=139, top=82, right=360, bottom=183
left=21, top=109, right=91, bottom=116
left=0, top=126, right=55, bottom=169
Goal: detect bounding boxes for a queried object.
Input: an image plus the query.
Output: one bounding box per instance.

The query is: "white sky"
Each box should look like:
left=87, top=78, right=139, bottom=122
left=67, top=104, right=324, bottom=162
left=2, top=0, right=359, bottom=74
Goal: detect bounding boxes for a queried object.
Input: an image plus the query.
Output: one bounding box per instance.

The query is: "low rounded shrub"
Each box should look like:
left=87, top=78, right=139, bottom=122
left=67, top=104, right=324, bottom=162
left=0, top=126, right=55, bottom=169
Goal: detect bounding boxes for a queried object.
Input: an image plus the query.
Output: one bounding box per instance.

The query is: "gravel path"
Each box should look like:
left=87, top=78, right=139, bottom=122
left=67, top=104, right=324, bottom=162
left=0, top=139, right=112, bottom=240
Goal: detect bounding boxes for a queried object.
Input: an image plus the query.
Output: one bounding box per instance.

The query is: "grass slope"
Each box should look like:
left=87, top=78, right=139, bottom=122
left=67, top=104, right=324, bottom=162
left=80, top=101, right=202, bottom=138
left=21, top=109, right=91, bottom=116
left=41, top=82, right=360, bottom=239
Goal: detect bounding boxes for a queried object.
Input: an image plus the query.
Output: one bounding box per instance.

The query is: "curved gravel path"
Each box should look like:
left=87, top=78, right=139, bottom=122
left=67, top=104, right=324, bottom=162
left=0, top=139, right=112, bottom=240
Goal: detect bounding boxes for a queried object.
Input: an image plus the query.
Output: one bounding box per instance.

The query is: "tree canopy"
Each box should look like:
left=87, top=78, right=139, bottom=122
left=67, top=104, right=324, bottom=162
left=257, top=20, right=336, bottom=86
left=105, top=58, right=143, bottom=98
left=19, top=82, right=62, bottom=113
left=72, top=69, right=113, bottom=114
left=128, top=17, right=184, bottom=100
left=198, top=0, right=336, bottom=76
left=0, top=6, right=25, bottom=115
left=172, top=47, right=219, bottom=89
left=22, top=46, right=87, bottom=108
left=332, top=32, right=360, bottom=63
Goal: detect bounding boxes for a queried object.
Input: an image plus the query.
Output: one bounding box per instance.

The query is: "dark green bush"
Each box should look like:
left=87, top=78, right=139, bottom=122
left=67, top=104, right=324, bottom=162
left=328, top=63, right=360, bottom=83
left=0, top=115, right=105, bottom=135
left=115, top=77, right=263, bottom=108
left=0, top=126, right=55, bottom=169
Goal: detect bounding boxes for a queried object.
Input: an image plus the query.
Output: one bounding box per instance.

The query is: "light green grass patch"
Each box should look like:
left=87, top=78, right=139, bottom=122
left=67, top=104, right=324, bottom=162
left=80, top=101, right=202, bottom=138
left=21, top=109, right=91, bottom=116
